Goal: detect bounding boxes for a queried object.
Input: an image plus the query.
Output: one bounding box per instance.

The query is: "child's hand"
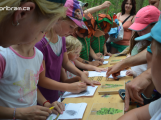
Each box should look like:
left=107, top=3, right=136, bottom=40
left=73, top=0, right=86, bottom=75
left=69, top=82, right=87, bottom=93
left=89, top=61, right=103, bottom=66
left=104, top=52, right=112, bottom=56
left=19, top=105, right=52, bottom=120
left=95, top=67, right=107, bottom=72
left=50, top=101, right=65, bottom=115
left=96, top=52, right=103, bottom=58
left=126, top=70, right=137, bottom=77
left=43, top=101, right=65, bottom=115
left=83, top=71, right=89, bottom=77
left=81, top=73, right=101, bottom=86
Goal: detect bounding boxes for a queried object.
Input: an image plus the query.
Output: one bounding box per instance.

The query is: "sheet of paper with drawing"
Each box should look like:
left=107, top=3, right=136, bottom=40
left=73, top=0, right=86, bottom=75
left=47, top=103, right=87, bottom=120
left=62, top=86, right=98, bottom=98
left=88, top=70, right=127, bottom=78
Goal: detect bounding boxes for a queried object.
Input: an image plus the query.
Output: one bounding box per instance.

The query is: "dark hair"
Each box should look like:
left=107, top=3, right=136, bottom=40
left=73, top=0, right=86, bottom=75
left=121, top=0, right=136, bottom=15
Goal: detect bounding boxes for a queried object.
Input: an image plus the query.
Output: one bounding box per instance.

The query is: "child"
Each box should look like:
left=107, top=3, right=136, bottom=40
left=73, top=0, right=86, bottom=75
left=118, top=18, right=161, bottom=120
left=0, top=1, right=67, bottom=119
left=63, top=36, right=107, bottom=79
left=35, top=0, right=100, bottom=104
left=125, top=6, right=160, bottom=77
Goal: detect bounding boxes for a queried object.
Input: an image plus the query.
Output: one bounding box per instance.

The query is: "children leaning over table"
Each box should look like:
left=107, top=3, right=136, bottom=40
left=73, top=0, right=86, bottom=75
left=61, top=36, right=107, bottom=80
left=35, top=0, right=100, bottom=105
left=125, top=6, right=160, bottom=77
left=118, top=18, right=161, bottom=120
left=0, top=0, right=67, bottom=119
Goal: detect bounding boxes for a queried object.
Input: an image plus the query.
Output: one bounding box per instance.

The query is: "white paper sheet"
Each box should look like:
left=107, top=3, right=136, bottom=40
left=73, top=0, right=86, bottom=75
left=108, top=70, right=127, bottom=79
left=88, top=71, right=106, bottom=77
left=88, top=70, right=127, bottom=78
left=58, top=103, right=87, bottom=119
left=47, top=103, right=87, bottom=120
left=62, top=86, right=98, bottom=98
left=103, top=61, right=109, bottom=64
left=104, top=56, right=110, bottom=59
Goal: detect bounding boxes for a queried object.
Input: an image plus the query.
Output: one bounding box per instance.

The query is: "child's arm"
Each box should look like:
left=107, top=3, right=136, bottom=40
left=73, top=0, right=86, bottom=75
left=62, top=52, right=100, bottom=86
left=90, top=46, right=104, bottom=62
left=74, top=60, right=107, bottom=72
left=118, top=104, right=150, bottom=120
left=103, top=43, right=112, bottom=56
left=60, top=67, right=81, bottom=83
left=38, top=60, right=87, bottom=93
left=37, top=88, right=65, bottom=115
left=77, top=56, right=102, bottom=67
left=84, top=1, right=111, bottom=14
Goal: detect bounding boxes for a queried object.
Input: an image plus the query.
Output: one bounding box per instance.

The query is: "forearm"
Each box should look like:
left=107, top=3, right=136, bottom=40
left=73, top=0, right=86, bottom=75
left=63, top=76, right=81, bottom=83
left=37, top=88, right=48, bottom=106
left=63, top=60, right=83, bottom=77
left=118, top=104, right=150, bottom=120
left=84, top=5, right=102, bottom=14
left=38, top=77, right=70, bottom=91
left=120, top=49, right=147, bottom=68
left=104, top=44, right=107, bottom=54
left=75, top=60, right=95, bottom=70
left=90, top=47, right=98, bottom=59
left=139, top=68, right=152, bottom=83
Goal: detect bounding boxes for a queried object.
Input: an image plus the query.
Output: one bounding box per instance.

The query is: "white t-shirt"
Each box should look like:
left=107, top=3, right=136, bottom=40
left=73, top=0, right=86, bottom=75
left=149, top=98, right=161, bottom=120
left=45, top=36, right=62, bottom=56
left=0, top=46, right=44, bottom=109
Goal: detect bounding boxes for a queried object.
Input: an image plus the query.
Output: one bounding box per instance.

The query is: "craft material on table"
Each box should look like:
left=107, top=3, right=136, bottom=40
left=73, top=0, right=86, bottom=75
left=62, top=86, right=98, bottom=98
left=87, top=103, right=124, bottom=120
left=98, top=81, right=125, bottom=94
left=104, top=56, right=110, bottom=59
left=88, top=70, right=127, bottom=79
left=47, top=103, right=87, bottom=120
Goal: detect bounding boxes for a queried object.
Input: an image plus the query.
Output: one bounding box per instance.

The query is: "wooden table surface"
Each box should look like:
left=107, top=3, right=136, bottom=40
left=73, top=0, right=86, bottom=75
left=63, top=55, right=135, bottom=120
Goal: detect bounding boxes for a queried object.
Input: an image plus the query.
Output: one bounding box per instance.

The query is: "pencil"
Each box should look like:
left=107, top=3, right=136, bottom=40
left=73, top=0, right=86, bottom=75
left=55, top=114, right=60, bottom=120
left=49, top=106, right=54, bottom=110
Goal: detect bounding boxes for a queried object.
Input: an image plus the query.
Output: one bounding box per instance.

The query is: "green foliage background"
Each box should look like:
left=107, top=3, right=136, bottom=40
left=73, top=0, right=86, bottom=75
left=79, top=0, right=149, bottom=17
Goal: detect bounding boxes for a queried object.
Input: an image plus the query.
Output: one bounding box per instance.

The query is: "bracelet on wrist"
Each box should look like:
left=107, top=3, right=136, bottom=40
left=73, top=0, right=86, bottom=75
left=43, top=100, right=50, bottom=106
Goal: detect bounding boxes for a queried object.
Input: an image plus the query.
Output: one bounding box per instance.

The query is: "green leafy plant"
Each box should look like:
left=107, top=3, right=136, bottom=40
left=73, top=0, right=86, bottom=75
left=96, top=108, right=123, bottom=115
left=101, top=84, right=123, bottom=88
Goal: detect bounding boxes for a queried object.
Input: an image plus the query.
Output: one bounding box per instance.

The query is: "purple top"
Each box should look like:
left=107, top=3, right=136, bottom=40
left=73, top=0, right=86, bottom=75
left=35, top=37, right=66, bottom=103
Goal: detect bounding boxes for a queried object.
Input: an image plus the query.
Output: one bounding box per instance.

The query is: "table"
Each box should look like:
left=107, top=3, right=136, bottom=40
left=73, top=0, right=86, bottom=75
left=63, top=55, right=135, bottom=120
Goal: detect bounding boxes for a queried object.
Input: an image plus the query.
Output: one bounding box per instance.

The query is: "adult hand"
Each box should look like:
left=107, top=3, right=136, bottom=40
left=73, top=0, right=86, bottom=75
left=19, top=105, right=52, bottom=120
left=101, top=1, right=111, bottom=9
left=124, top=74, right=152, bottom=111
left=106, top=62, right=124, bottom=80
left=96, top=52, right=103, bottom=58
left=89, top=61, right=103, bottom=66
left=69, top=82, right=87, bottom=93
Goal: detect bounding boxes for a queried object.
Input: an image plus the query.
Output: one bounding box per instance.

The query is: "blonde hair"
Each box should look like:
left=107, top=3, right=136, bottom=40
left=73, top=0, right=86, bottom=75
left=0, top=0, right=66, bottom=29
left=66, top=36, right=82, bottom=54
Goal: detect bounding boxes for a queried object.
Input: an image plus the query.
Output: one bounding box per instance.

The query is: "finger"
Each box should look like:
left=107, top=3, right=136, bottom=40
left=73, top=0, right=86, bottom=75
left=54, top=102, right=62, bottom=114
left=35, top=116, right=48, bottom=120
left=106, top=67, right=112, bottom=77
left=52, top=109, right=59, bottom=115
left=93, top=81, right=101, bottom=85
left=39, top=106, right=52, bottom=114
left=57, top=102, right=64, bottom=113
left=125, top=86, right=130, bottom=111
left=132, top=90, right=144, bottom=104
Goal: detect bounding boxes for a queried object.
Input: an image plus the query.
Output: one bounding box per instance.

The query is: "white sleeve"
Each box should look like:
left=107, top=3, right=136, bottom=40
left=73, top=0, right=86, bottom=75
left=149, top=98, right=161, bottom=117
